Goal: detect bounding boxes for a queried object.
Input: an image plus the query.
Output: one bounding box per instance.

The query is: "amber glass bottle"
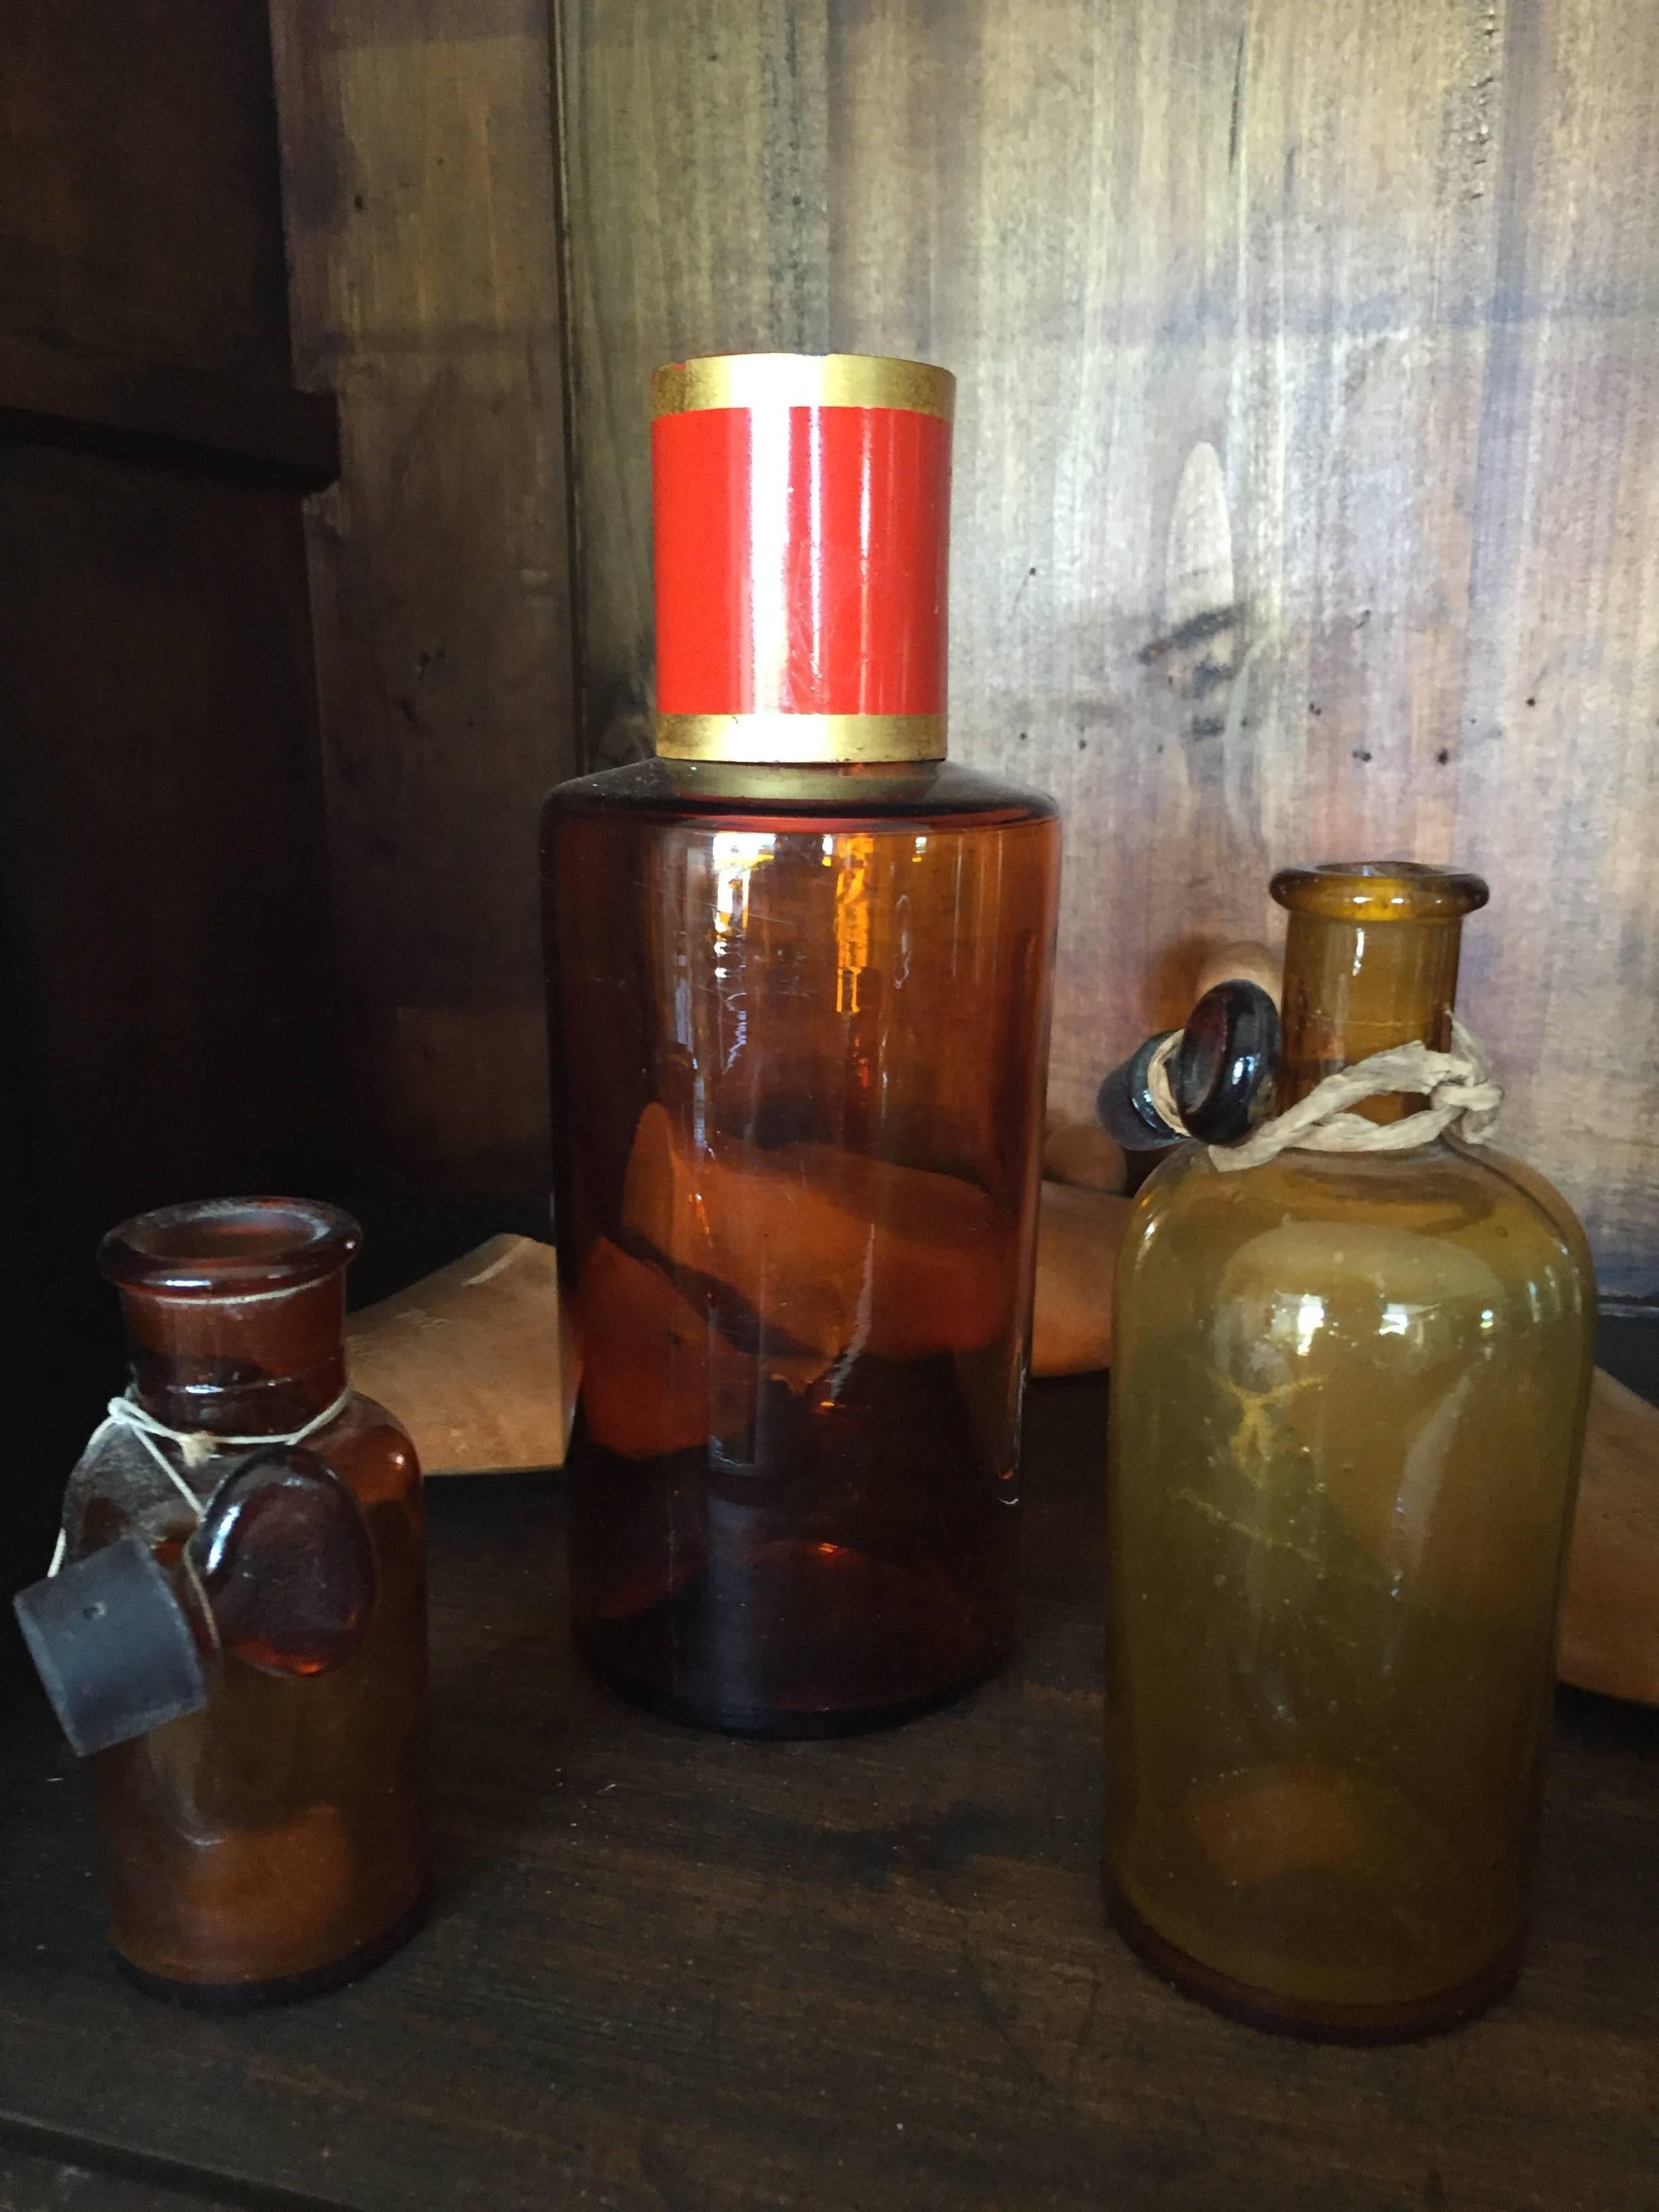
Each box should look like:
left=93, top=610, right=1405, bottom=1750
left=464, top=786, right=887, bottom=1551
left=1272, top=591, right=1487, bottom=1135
left=1105, top=863, right=1594, bottom=2039
left=64, top=1200, right=428, bottom=2003
left=543, top=354, right=1060, bottom=1735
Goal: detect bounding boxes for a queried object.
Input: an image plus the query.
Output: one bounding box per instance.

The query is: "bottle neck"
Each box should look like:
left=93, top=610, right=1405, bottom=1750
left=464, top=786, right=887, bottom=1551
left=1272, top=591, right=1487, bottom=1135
left=1279, top=912, right=1464, bottom=1122
left=120, top=1274, right=348, bottom=1435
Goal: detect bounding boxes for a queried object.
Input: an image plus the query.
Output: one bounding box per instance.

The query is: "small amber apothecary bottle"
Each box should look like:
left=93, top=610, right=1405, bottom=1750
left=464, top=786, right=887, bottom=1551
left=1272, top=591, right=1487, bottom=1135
left=543, top=353, right=1061, bottom=1736
left=52, top=1200, right=428, bottom=2003
left=1106, top=863, right=1594, bottom=2039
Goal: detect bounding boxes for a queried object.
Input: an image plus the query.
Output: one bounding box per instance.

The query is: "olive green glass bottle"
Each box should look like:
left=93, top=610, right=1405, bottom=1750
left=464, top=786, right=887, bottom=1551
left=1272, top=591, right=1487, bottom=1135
left=1105, top=862, right=1595, bottom=2039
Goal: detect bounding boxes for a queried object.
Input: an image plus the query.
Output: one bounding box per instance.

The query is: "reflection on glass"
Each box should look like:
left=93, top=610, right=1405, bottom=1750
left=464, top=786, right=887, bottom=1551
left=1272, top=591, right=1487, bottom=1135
left=67, top=1201, right=427, bottom=2003
left=544, top=758, right=1059, bottom=1736
left=1105, top=863, right=1594, bottom=2039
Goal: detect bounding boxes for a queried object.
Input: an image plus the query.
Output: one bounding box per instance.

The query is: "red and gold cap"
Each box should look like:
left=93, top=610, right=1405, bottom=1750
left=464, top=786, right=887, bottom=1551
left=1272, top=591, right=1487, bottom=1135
left=650, top=352, right=954, bottom=763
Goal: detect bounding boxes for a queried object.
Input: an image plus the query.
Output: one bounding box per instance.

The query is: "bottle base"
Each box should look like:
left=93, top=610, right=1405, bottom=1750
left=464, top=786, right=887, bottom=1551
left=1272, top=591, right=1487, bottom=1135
left=1106, top=1884, right=1522, bottom=2044
left=575, top=1532, right=1010, bottom=1738
left=112, top=1885, right=430, bottom=2011
left=579, top=1631, right=1004, bottom=1739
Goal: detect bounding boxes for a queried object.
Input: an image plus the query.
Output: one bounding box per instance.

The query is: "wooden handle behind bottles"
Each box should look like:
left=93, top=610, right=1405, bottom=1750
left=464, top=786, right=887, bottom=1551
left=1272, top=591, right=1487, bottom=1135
left=1031, top=1183, right=1132, bottom=1376
left=1559, top=1368, right=1659, bottom=1706
left=344, top=1235, right=577, bottom=1476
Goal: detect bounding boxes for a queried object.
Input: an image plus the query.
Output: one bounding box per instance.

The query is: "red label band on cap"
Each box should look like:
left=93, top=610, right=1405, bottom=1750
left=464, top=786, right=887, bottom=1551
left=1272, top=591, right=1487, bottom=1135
left=653, top=405, right=949, bottom=718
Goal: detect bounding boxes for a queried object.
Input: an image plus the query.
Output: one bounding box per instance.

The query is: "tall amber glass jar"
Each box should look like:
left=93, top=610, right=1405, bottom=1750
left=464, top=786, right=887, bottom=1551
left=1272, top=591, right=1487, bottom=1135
left=1105, top=863, right=1594, bottom=2039
left=543, top=354, right=1060, bottom=1736
left=64, top=1199, right=428, bottom=2003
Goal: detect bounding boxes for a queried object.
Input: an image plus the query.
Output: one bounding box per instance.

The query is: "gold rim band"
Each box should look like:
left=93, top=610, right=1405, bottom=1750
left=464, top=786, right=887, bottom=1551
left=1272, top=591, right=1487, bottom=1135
left=656, top=712, right=947, bottom=764
left=651, top=354, right=954, bottom=422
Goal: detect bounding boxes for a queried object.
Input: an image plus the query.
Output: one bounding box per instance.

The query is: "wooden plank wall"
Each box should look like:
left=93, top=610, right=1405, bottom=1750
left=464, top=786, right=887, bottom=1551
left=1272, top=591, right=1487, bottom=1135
left=0, top=1, right=342, bottom=1604
left=0, top=0, right=342, bottom=1322
left=271, top=0, right=577, bottom=1200
left=555, top=0, right=1659, bottom=1297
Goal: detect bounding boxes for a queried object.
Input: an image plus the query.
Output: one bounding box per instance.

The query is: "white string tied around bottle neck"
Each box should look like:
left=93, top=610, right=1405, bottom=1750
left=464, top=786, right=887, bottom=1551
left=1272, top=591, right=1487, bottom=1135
left=1145, top=1014, right=1504, bottom=1176
left=47, top=1388, right=351, bottom=1582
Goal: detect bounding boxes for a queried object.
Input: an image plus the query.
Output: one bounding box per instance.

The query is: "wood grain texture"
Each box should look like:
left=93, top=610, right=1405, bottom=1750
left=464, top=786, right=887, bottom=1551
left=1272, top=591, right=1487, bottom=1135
left=556, top=0, right=1659, bottom=1293
left=0, top=0, right=294, bottom=383
left=0, top=448, right=343, bottom=1331
left=0, top=0, right=342, bottom=1601
left=1, top=1379, right=1656, bottom=2211
left=270, top=0, right=579, bottom=1197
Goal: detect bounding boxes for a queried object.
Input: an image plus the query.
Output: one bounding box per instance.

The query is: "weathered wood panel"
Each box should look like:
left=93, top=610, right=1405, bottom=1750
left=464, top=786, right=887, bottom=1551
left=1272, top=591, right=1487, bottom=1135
left=0, top=1, right=342, bottom=1354
left=0, top=0, right=295, bottom=380
left=0, top=449, right=342, bottom=1326
left=557, top=0, right=1659, bottom=1294
left=271, top=0, right=579, bottom=1197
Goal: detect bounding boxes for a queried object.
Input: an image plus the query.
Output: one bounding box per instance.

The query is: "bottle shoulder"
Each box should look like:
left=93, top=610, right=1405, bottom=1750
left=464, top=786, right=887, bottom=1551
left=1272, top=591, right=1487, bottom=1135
left=63, top=1392, right=420, bottom=1550
left=541, top=754, right=1059, bottom=831
left=1124, top=1136, right=1593, bottom=1309
left=1468, top=1145, right=1597, bottom=1287
left=326, top=1394, right=423, bottom=1509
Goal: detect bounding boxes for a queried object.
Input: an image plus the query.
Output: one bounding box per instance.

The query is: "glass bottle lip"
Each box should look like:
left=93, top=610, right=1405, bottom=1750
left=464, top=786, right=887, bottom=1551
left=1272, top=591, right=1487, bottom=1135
left=1271, top=860, right=1490, bottom=924
left=97, top=1197, right=361, bottom=1298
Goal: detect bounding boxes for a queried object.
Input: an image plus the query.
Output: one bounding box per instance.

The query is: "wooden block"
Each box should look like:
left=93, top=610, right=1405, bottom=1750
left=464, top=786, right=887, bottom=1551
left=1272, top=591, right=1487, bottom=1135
left=1042, top=1122, right=1128, bottom=1195
left=1031, top=1183, right=1132, bottom=1378
left=345, top=1235, right=575, bottom=1477
left=1559, top=1368, right=1659, bottom=1706
left=1193, top=940, right=1282, bottom=1012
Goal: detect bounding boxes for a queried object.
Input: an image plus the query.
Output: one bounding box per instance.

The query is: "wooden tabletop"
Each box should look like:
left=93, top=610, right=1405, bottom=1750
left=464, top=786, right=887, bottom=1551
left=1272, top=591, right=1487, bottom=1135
left=3, top=1372, right=1657, bottom=2212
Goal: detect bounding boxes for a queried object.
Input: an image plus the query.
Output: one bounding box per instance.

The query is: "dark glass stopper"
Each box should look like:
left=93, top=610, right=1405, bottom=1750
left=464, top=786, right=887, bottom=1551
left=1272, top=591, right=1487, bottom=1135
left=13, top=1536, right=208, bottom=1757
left=1096, top=979, right=1281, bottom=1149
left=1097, top=1029, right=1185, bottom=1149
left=193, top=1447, right=377, bottom=1677
left=1176, top=979, right=1281, bottom=1141
left=16, top=1447, right=377, bottom=1758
